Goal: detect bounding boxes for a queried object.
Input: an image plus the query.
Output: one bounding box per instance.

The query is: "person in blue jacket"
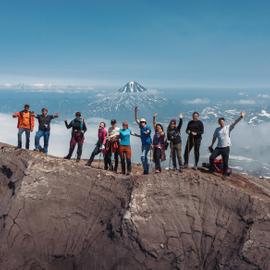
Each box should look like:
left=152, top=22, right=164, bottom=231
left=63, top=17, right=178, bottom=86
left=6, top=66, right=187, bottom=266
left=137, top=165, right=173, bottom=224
left=134, top=106, right=152, bottom=174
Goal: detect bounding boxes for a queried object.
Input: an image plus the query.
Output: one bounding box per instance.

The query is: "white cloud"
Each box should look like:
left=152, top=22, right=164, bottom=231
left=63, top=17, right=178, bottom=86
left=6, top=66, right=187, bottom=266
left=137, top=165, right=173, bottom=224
left=234, top=99, right=256, bottom=105
left=184, top=98, right=210, bottom=105
left=258, top=94, right=270, bottom=99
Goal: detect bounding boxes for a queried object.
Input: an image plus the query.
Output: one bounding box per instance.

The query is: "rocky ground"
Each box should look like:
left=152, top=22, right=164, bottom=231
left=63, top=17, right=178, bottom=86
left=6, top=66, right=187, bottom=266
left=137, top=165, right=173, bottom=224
left=0, top=142, right=270, bottom=270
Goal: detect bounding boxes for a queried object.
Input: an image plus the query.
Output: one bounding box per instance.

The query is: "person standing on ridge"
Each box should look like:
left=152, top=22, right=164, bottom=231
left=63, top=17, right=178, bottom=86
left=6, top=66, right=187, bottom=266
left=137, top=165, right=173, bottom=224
left=104, top=119, right=120, bottom=172
left=12, top=104, right=35, bottom=150
left=134, top=106, right=152, bottom=174
left=184, top=112, right=204, bottom=170
left=34, top=108, right=59, bottom=154
left=167, top=113, right=184, bottom=172
left=209, top=112, right=245, bottom=176
left=86, top=122, right=107, bottom=167
left=118, top=121, right=132, bottom=175
left=152, top=113, right=167, bottom=173
left=64, top=112, right=87, bottom=162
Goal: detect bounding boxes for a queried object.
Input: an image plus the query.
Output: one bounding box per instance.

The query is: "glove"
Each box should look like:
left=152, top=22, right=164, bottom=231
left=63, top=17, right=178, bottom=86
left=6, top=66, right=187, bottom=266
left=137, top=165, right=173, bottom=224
left=191, top=132, right=197, bottom=136
left=179, top=113, right=183, bottom=119
left=208, top=146, right=214, bottom=153
left=100, top=145, right=105, bottom=150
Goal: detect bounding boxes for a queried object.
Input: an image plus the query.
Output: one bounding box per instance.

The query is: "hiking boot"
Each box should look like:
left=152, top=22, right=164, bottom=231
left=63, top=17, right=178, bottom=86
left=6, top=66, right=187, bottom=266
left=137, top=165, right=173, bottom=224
left=179, top=168, right=183, bottom=173
left=155, top=169, right=161, bottom=174
left=183, top=164, right=188, bottom=169
left=64, top=155, right=71, bottom=160
left=76, top=158, right=80, bottom=163
left=192, top=166, right=198, bottom=171
left=85, top=160, right=91, bottom=166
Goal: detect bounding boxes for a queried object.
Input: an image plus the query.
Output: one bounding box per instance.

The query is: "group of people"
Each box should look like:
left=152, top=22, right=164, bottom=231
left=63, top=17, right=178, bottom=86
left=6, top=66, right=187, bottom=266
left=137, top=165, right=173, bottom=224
left=12, top=104, right=245, bottom=176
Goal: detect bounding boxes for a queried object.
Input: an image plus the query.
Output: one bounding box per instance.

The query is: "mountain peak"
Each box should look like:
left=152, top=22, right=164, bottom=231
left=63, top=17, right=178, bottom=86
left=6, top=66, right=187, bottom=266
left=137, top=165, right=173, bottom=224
left=118, top=81, right=147, bottom=93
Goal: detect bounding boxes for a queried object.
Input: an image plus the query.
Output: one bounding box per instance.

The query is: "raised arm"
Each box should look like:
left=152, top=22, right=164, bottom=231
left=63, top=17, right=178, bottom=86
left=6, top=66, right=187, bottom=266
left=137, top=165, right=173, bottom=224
left=230, top=112, right=245, bottom=131
left=177, top=113, right=183, bottom=132
left=134, top=106, right=140, bottom=125
left=153, top=113, right=157, bottom=129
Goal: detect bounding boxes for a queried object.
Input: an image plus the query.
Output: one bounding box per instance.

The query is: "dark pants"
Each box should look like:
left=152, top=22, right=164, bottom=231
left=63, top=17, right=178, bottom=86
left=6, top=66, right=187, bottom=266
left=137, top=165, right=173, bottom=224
left=88, top=143, right=105, bottom=167
left=210, top=147, right=230, bottom=174
left=18, top=128, right=31, bottom=149
left=119, top=145, right=132, bottom=174
left=104, top=147, right=119, bottom=172
left=66, top=132, right=84, bottom=160
left=35, top=130, right=50, bottom=154
left=153, top=147, right=162, bottom=171
left=170, top=142, right=182, bottom=169
left=184, top=136, right=201, bottom=166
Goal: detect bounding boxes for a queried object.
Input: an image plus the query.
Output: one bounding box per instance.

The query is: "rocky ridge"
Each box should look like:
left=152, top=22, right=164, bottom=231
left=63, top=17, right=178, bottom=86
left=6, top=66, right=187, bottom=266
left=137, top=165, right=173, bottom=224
left=0, top=143, right=270, bottom=270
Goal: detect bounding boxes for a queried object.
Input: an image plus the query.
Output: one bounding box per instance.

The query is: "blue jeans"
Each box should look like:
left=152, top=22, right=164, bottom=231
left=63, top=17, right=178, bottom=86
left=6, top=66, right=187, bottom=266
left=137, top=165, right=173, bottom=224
left=141, top=144, right=151, bottom=174
left=18, top=128, right=31, bottom=149
left=35, top=130, right=50, bottom=154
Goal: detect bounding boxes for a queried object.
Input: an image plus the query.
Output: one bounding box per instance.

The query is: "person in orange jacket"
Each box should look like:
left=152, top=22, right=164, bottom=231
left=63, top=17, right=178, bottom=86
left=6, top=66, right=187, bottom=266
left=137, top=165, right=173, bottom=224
left=12, top=104, right=35, bottom=149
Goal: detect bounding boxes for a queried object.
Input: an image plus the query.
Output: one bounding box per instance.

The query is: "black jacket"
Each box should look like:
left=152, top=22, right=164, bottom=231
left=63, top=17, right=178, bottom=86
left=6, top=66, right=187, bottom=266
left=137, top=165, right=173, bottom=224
left=167, top=118, right=183, bottom=144
left=186, top=120, right=204, bottom=138
left=65, top=118, right=87, bottom=134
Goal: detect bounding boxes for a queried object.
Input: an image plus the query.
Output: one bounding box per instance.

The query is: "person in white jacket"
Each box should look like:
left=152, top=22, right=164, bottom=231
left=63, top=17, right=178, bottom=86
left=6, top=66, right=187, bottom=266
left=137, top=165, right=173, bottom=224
left=209, top=111, right=245, bottom=176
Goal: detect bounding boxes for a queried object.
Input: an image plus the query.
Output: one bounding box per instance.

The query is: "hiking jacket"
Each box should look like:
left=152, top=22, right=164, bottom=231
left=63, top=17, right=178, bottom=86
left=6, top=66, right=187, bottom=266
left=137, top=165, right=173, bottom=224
left=167, top=118, right=183, bottom=144
left=98, top=128, right=107, bottom=145
left=15, top=111, right=35, bottom=130
left=65, top=118, right=87, bottom=134
left=186, top=120, right=204, bottom=138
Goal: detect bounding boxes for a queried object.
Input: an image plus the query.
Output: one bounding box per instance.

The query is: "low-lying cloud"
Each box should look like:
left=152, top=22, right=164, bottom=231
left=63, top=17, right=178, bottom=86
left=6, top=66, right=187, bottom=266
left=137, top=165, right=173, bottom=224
left=0, top=113, right=269, bottom=177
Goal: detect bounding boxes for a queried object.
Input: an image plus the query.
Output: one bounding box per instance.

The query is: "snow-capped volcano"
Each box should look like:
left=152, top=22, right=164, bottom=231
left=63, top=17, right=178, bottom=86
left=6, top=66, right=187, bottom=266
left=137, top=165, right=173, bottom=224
left=118, top=81, right=147, bottom=93
left=88, top=81, right=167, bottom=118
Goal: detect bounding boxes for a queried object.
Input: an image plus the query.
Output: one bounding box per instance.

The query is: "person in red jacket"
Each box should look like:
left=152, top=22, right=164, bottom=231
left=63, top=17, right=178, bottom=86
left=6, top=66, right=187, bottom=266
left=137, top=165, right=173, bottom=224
left=86, top=122, right=107, bottom=167
left=12, top=104, right=35, bottom=149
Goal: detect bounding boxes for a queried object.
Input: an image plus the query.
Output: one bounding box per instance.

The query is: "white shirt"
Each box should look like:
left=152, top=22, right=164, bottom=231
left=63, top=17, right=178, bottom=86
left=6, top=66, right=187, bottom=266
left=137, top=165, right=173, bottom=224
left=214, top=125, right=234, bottom=148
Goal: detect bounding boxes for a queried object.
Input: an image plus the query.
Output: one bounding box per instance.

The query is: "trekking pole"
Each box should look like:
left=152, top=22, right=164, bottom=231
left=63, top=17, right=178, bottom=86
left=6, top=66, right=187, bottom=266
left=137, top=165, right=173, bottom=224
left=98, top=152, right=102, bottom=169
left=149, top=146, right=152, bottom=173
left=168, top=147, right=172, bottom=170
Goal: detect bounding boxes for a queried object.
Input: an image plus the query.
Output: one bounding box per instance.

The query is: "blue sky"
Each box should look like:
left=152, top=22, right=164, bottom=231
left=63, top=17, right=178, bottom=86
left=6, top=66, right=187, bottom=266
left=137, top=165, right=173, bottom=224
left=0, top=0, right=270, bottom=88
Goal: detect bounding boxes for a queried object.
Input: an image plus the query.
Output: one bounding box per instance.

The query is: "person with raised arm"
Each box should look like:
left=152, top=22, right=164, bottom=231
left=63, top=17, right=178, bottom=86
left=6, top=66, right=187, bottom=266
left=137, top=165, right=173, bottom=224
left=134, top=106, right=152, bottom=174
left=64, top=112, right=87, bottom=162
left=209, top=112, right=245, bottom=176
left=152, top=113, right=167, bottom=173
left=12, top=104, right=35, bottom=150
left=184, top=112, right=204, bottom=170
left=34, top=108, right=59, bottom=154
left=167, top=113, right=184, bottom=172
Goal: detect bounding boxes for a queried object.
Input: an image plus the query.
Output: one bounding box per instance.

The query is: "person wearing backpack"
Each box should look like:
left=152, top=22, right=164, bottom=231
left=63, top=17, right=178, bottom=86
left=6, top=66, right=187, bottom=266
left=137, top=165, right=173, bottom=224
left=12, top=104, right=35, bottom=150
left=34, top=108, right=59, bottom=154
left=208, top=112, right=245, bottom=176
left=104, top=119, right=120, bottom=172
left=167, top=113, right=183, bottom=172
left=64, top=112, right=87, bottom=162
left=134, top=106, right=152, bottom=174
left=86, top=122, right=107, bottom=167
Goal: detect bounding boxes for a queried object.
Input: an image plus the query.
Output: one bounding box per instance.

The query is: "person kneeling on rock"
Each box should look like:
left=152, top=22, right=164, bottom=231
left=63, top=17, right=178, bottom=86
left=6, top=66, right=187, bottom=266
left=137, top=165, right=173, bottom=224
left=208, top=112, right=245, bottom=176
left=64, top=112, right=87, bottom=162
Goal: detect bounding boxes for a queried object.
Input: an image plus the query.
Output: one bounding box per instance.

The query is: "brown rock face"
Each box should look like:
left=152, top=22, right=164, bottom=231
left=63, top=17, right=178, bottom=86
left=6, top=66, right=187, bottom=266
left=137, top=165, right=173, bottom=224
left=0, top=142, right=270, bottom=270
